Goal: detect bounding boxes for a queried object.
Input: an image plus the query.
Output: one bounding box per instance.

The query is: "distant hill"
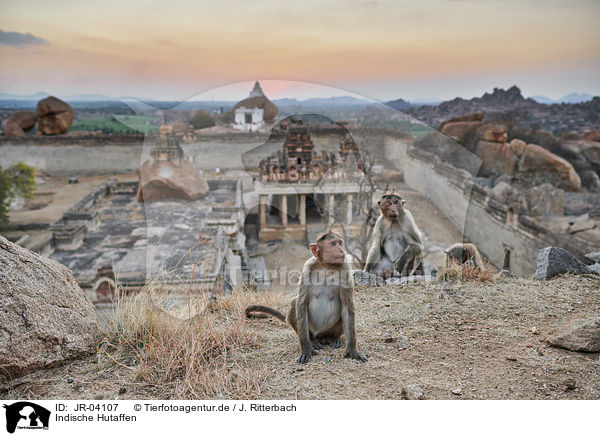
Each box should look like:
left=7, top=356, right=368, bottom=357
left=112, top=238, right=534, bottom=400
left=531, top=93, right=594, bottom=104
left=404, top=86, right=600, bottom=134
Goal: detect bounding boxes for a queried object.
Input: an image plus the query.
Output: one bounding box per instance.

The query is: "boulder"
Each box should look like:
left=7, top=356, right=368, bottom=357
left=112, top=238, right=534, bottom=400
left=0, top=235, right=100, bottom=381
left=524, top=183, right=564, bottom=217
left=36, top=96, right=74, bottom=135
left=438, top=112, right=484, bottom=130
left=580, top=170, right=600, bottom=191
left=582, top=131, right=600, bottom=142
left=508, top=138, right=527, bottom=157
left=6, top=110, right=36, bottom=132
left=440, top=121, right=482, bottom=142
left=533, top=247, right=594, bottom=280
left=476, top=123, right=508, bottom=143
left=3, top=121, right=24, bottom=136
left=475, top=140, right=519, bottom=176
left=137, top=158, right=209, bottom=202
left=568, top=213, right=597, bottom=234
left=518, top=143, right=581, bottom=191
left=585, top=252, right=600, bottom=263
left=547, top=316, right=600, bottom=352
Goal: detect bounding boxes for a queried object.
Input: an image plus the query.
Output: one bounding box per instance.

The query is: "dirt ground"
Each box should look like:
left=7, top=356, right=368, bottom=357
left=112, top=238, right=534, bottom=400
left=2, top=274, right=598, bottom=400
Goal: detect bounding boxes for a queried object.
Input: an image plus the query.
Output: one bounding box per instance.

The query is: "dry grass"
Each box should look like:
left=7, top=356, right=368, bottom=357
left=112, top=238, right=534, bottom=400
left=98, top=282, right=288, bottom=399
left=3, top=275, right=599, bottom=400
left=441, top=260, right=495, bottom=282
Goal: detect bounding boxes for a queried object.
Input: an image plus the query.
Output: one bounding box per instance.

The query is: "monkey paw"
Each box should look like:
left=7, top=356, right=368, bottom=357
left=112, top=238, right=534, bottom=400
left=297, top=352, right=313, bottom=364
left=344, top=350, right=368, bottom=362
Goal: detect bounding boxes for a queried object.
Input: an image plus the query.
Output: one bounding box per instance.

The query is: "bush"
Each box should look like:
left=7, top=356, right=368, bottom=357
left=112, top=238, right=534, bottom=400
left=190, top=110, right=215, bottom=129
left=0, top=162, right=35, bottom=226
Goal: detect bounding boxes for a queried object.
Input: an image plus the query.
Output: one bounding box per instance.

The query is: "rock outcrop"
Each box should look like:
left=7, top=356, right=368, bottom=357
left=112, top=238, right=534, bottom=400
left=533, top=247, right=595, bottom=280
left=0, top=235, right=100, bottom=381
left=547, top=316, right=600, bottom=352
left=36, top=96, right=74, bottom=135
left=137, top=159, right=209, bottom=202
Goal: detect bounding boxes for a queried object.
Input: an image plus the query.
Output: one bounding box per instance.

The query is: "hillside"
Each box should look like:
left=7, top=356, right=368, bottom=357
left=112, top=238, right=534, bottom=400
left=2, top=275, right=598, bottom=400
left=399, top=86, right=600, bottom=134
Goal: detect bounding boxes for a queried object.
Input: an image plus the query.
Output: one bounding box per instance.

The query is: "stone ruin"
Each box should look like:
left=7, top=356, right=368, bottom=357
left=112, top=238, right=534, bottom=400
left=258, top=119, right=365, bottom=183
left=137, top=127, right=209, bottom=202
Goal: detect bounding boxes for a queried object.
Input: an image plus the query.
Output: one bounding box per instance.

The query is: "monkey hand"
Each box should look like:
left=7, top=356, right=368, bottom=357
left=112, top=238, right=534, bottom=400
left=297, top=352, right=312, bottom=364
left=344, top=349, right=368, bottom=362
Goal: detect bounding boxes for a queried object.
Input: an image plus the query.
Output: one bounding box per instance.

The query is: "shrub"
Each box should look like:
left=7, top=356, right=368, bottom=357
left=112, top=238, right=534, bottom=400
left=190, top=110, right=215, bottom=129
left=0, top=162, right=35, bottom=226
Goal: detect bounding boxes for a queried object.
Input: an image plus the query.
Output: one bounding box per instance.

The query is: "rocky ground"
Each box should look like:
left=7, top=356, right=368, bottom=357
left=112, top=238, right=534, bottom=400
left=2, top=275, right=598, bottom=400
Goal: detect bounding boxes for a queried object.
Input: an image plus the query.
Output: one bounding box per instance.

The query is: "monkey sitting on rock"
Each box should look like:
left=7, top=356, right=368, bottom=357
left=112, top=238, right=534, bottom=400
left=246, top=232, right=367, bottom=364
left=363, top=192, right=425, bottom=279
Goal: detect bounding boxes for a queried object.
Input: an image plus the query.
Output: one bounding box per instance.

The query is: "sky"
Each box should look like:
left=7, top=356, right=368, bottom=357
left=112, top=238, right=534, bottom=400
left=1, top=0, right=599, bottom=102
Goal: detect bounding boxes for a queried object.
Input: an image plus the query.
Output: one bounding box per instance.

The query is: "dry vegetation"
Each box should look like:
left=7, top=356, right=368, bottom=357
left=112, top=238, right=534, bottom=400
left=2, top=274, right=599, bottom=400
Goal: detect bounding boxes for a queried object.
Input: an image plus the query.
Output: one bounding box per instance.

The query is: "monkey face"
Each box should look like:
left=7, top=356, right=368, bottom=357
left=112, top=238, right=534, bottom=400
left=378, top=195, right=405, bottom=219
left=310, top=237, right=346, bottom=266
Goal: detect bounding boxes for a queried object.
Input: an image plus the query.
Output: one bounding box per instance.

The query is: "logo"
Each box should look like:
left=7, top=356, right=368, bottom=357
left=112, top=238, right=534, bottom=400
left=2, top=402, right=50, bottom=434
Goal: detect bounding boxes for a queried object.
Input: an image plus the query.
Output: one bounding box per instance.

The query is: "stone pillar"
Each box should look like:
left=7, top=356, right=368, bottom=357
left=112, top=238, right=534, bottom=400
left=280, top=194, right=288, bottom=226
left=328, top=194, right=335, bottom=226
left=259, top=195, right=266, bottom=228
left=346, top=194, right=353, bottom=224
left=299, top=194, right=306, bottom=226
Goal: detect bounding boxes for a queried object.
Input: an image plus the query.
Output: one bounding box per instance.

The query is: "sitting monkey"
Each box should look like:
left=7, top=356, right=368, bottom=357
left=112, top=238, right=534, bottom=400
left=246, top=232, right=367, bottom=364
left=363, top=192, right=424, bottom=278
left=443, top=242, right=483, bottom=270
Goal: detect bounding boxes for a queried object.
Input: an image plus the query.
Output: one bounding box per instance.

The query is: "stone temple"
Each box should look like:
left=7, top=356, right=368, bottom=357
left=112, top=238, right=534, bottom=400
left=256, top=118, right=368, bottom=241
left=232, top=81, right=279, bottom=132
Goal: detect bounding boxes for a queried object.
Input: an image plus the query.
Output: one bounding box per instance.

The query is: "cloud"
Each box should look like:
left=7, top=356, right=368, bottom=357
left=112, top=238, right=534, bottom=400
left=0, top=30, right=48, bottom=47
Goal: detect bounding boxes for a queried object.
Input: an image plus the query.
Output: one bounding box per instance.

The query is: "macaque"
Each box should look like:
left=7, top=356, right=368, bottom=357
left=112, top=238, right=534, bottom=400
left=443, top=242, right=483, bottom=270
left=246, top=232, right=367, bottom=364
left=363, top=192, right=424, bottom=278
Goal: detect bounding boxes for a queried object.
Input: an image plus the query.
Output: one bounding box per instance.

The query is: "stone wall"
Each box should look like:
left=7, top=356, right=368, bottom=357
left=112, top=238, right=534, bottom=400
left=401, top=146, right=595, bottom=277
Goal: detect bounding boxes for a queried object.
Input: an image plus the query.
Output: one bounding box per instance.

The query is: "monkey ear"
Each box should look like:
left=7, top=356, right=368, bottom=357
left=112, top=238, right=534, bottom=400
left=309, top=243, right=320, bottom=257
left=401, top=200, right=406, bottom=205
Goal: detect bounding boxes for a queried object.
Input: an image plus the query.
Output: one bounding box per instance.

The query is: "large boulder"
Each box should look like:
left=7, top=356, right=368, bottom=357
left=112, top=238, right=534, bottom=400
left=547, top=316, right=600, bottom=352
left=0, top=235, right=100, bottom=381
left=476, top=123, right=507, bottom=143
left=438, top=112, right=484, bottom=130
left=36, top=96, right=74, bottom=135
left=137, top=158, right=210, bottom=202
left=3, top=110, right=37, bottom=136
left=533, top=247, right=594, bottom=280
left=475, top=140, right=519, bottom=176
left=508, top=138, right=527, bottom=157
left=3, top=121, right=25, bottom=137
left=440, top=121, right=482, bottom=143
left=7, top=110, right=36, bottom=131
left=518, top=143, right=581, bottom=191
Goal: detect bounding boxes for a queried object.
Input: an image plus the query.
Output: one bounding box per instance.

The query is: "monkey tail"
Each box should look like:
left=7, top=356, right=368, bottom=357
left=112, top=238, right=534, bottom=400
left=245, top=305, right=286, bottom=323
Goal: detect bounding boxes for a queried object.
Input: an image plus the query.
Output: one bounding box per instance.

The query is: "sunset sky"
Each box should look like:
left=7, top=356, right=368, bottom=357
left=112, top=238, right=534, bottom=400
left=1, top=0, right=599, bottom=102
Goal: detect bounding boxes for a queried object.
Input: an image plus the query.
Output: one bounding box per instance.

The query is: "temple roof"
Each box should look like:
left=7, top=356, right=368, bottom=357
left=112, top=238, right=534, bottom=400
left=233, top=81, right=279, bottom=121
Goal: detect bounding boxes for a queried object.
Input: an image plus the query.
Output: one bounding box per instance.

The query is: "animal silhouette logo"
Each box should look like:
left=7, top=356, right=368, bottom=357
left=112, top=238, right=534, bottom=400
left=2, top=402, right=50, bottom=433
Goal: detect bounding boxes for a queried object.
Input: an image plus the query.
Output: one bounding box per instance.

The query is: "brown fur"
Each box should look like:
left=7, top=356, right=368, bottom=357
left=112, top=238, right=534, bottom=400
left=246, top=233, right=367, bottom=364
left=363, top=194, right=424, bottom=278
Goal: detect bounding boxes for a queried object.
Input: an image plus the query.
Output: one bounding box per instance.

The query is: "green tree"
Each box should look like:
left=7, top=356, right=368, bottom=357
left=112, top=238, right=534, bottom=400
left=190, top=110, right=215, bottom=129
left=0, top=162, right=36, bottom=227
